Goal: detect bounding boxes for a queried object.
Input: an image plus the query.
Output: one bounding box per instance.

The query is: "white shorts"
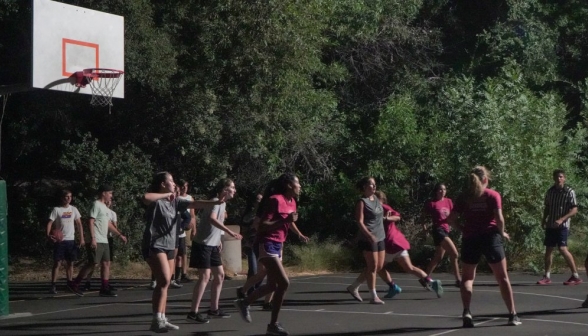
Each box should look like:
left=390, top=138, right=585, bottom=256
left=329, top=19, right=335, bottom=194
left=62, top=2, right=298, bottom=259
left=384, top=250, right=409, bottom=263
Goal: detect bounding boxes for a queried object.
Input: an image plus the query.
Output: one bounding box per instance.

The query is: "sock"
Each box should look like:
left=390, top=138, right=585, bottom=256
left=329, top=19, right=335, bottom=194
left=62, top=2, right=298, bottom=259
left=101, top=279, right=109, bottom=289
left=370, top=288, right=378, bottom=299
left=545, top=272, right=551, bottom=279
left=385, top=280, right=394, bottom=287
left=155, top=312, right=163, bottom=319
left=176, top=267, right=182, bottom=279
left=573, top=272, right=579, bottom=278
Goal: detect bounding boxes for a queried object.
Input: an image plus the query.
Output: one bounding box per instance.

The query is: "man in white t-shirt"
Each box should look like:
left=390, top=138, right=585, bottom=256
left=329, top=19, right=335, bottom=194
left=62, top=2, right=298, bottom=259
left=84, top=199, right=118, bottom=291
left=69, top=185, right=127, bottom=297
left=46, top=189, right=84, bottom=294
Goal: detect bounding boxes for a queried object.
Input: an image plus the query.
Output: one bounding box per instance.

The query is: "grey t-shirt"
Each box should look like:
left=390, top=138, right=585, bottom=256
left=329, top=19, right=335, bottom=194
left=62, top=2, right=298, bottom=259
left=194, top=198, right=225, bottom=247
left=358, top=196, right=385, bottom=242
left=146, top=197, right=190, bottom=250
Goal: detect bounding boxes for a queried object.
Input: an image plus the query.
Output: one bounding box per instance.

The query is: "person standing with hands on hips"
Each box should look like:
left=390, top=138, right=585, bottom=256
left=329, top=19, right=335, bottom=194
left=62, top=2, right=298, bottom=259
left=537, top=169, right=581, bottom=285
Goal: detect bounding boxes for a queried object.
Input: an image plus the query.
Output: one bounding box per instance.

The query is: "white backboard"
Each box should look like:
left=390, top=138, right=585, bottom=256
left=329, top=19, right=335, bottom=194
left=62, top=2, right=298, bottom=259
left=32, top=0, right=124, bottom=98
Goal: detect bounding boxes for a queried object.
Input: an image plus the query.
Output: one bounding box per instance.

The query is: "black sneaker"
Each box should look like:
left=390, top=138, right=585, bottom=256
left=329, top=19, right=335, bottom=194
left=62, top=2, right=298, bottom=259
left=108, top=284, right=118, bottom=291
left=207, top=309, right=231, bottom=318
left=233, top=299, right=252, bottom=323
left=99, top=288, right=118, bottom=297
left=507, top=313, right=522, bottom=326
left=49, top=285, right=57, bottom=294
left=236, top=287, right=246, bottom=299
left=462, top=310, right=474, bottom=328
left=582, top=295, right=588, bottom=308
left=67, top=283, right=84, bottom=297
left=181, top=274, right=193, bottom=283
left=83, top=282, right=91, bottom=291
left=266, top=322, right=288, bottom=336
left=186, top=312, right=210, bottom=324
left=262, top=302, right=273, bottom=311
left=418, top=278, right=433, bottom=291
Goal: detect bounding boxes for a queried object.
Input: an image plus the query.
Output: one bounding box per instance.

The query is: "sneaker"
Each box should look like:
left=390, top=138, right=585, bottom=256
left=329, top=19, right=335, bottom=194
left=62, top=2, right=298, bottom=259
left=108, top=284, right=118, bottom=291
left=462, top=310, right=474, bottom=328
left=99, top=288, right=118, bottom=297
left=233, top=299, right=252, bottom=323
left=170, top=280, right=183, bottom=288
left=150, top=317, right=168, bottom=333
left=83, top=282, right=91, bottom=291
left=262, top=302, right=273, bottom=311
left=419, top=278, right=433, bottom=291
left=224, top=274, right=234, bottom=281
left=67, top=283, right=84, bottom=297
left=207, top=309, right=231, bottom=318
left=582, top=295, right=588, bottom=308
left=181, top=274, right=193, bottom=283
left=507, top=313, right=522, bottom=326
left=384, top=284, right=402, bottom=299
left=266, top=322, right=289, bottom=336
left=346, top=285, right=363, bottom=302
left=49, top=285, right=57, bottom=294
left=164, top=318, right=179, bottom=330
left=431, top=280, right=444, bottom=298
left=564, top=276, right=583, bottom=285
left=236, top=287, right=247, bottom=299
left=536, top=277, right=552, bottom=285
left=149, top=280, right=157, bottom=290
left=369, top=297, right=385, bottom=305
left=186, top=312, right=210, bottom=324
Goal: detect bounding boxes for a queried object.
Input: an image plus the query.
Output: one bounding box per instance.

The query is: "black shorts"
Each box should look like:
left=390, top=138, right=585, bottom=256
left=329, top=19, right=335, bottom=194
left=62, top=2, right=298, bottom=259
left=544, top=228, right=569, bottom=247
left=461, top=232, right=505, bottom=265
left=432, top=227, right=449, bottom=246
left=177, top=237, right=186, bottom=256
left=148, top=248, right=175, bottom=260
left=53, top=240, right=78, bottom=262
left=189, top=242, right=222, bottom=269
left=358, top=240, right=385, bottom=252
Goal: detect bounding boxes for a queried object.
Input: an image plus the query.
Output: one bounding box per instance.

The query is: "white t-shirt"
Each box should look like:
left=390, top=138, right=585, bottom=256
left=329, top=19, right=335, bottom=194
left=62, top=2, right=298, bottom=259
left=108, top=209, right=117, bottom=238
left=90, top=200, right=112, bottom=244
left=177, top=194, right=194, bottom=238
left=49, top=205, right=81, bottom=241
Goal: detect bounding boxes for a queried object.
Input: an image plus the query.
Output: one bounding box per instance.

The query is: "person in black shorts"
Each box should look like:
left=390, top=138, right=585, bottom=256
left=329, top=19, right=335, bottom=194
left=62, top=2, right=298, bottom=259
left=447, top=166, right=521, bottom=327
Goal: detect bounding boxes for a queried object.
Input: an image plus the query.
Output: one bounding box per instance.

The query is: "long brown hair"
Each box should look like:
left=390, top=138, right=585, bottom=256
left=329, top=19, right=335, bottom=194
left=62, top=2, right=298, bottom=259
left=468, top=166, right=490, bottom=198
left=374, top=190, right=387, bottom=205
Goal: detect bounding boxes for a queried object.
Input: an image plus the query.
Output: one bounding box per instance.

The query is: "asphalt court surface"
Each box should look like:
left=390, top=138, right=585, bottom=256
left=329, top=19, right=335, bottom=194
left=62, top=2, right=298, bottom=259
left=2, top=273, right=588, bottom=335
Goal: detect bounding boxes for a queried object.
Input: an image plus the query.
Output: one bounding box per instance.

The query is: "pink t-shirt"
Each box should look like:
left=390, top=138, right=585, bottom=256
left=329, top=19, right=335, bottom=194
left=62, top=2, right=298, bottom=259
left=453, top=188, right=501, bottom=238
left=258, top=194, right=297, bottom=243
left=425, top=198, right=453, bottom=232
left=382, top=204, right=410, bottom=254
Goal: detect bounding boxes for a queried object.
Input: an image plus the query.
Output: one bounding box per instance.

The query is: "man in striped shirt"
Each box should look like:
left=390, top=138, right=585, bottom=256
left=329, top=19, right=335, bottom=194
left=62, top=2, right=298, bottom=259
left=537, top=169, right=581, bottom=285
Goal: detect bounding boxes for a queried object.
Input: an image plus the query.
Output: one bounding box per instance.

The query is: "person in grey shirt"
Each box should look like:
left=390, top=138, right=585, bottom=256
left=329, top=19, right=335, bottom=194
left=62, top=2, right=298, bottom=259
left=347, top=177, right=386, bottom=305
left=142, top=171, right=224, bottom=333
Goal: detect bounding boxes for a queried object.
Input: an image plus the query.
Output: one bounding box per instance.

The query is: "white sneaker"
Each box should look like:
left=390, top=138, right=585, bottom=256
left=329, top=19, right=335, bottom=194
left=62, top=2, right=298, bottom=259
left=170, top=280, right=183, bottom=288
left=164, top=318, right=180, bottom=330
left=149, top=281, right=157, bottom=290
left=149, top=317, right=167, bottom=333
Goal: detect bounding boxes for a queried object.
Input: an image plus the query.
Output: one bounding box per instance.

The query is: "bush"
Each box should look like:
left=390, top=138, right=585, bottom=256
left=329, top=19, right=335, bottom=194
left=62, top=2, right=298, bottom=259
left=284, top=236, right=361, bottom=272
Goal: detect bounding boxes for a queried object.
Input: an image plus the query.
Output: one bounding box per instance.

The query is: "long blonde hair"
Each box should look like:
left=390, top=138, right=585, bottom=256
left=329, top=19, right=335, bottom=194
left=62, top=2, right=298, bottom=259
left=468, top=166, right=490, bottom=198
left=374, top=190, right=387, bottom=204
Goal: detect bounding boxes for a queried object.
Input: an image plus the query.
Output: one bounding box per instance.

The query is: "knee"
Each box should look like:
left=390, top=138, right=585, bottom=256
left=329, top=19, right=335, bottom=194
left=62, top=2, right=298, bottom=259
left=366, top=265, right=377, bottom=273
left=158, top=277, right=171, bottom=289
left=278, top=278, right=290, bottom=291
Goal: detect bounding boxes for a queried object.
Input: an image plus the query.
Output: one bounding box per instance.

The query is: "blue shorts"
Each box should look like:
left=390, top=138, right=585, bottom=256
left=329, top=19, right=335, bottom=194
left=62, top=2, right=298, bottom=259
left=53, top=240, right=78, bottom=262
left=544, top=228, right=569, bottom=247
left=260, top=241, right=283, bottom=259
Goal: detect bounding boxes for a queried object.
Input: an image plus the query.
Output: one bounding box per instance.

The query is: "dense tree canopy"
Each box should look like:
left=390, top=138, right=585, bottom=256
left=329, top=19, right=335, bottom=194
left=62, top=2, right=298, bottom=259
left=1, top=0, right=587, bottom=266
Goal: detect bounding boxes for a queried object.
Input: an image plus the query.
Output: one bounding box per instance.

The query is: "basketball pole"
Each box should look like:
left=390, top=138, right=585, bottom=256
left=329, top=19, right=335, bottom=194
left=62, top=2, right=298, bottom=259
left=0, top=94, right=7, bottom=316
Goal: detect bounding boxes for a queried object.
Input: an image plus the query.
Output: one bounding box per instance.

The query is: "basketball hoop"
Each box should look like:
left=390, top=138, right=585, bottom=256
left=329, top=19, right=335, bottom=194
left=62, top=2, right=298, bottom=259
left=75, top=68, right=124, bottom=112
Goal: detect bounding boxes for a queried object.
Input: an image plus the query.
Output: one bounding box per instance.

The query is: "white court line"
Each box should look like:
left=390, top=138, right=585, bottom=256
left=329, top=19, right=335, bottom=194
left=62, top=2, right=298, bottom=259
left=428, top=318, right=498, bottom=336
left=0, top=313, right=33, bottom=320
left=524, top=318, right=588, bottom=326
left=319, top=274, right=533, bottom=284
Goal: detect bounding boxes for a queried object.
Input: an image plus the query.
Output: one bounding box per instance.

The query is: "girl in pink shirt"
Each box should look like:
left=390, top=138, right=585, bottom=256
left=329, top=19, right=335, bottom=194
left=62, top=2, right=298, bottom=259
left=421, top=183, right=461, bottom=286
left=447, top=166, right=520, bottom=327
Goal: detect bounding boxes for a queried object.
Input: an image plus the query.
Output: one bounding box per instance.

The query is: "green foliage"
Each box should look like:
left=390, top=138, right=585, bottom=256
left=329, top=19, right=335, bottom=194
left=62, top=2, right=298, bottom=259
left=284, top=236, right=360, bottom=272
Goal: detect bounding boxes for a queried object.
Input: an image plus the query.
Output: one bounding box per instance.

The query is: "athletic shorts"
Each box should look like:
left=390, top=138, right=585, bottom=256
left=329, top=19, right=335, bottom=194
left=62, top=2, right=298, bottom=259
left=87, top=243, right=111, bottom=264
left=177, top=237, right=186, bottom=257
left=148, top=248, right=175, bottom=260
left=53, top=240, right=78, bottom=262
left=259, top=241, right=283, bottom=259
left=384, top=250, right=409, bottom=263
left=544, top=227, right=569, bottom=247
left=189, top=242, right=222, bottom=269
left=432, top=227, right=449, bottom=246
left=357, top=240, right=385, bottom=252
left=461, top=232, right=505, bottom=265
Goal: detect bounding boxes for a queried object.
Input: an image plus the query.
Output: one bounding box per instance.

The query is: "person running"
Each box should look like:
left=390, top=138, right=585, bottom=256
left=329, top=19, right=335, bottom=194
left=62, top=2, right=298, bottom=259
left=421, top=183, right=462, bottom=287
left=346, top=177, right=387, bottom=305
left=142, top=171, right=225, bottom=333
left=186, top=178, right=242, bottom=324
left=447, top=166, right=521, bottom=327
left=69, top=185, right=127, bottom=297
left=376, top=191, right=443, bottom=299
left=234, top=173, right=304, bottom=336
left=537, top=169, right=581, bottom=286
left=46, top=189, right=84, bottom=294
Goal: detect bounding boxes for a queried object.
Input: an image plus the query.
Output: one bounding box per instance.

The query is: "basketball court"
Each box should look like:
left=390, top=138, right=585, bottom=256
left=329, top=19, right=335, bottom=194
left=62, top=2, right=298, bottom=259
left=1, top=272, right=588, bottom=335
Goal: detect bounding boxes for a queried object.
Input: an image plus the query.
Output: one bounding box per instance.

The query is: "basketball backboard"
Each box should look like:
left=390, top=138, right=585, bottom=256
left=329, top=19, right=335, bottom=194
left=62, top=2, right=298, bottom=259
left=32, top=0, right=124, bottom=98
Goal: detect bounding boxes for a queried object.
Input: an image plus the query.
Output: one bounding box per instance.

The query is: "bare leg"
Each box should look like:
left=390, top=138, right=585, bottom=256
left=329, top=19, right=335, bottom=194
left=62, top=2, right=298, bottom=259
left=488, top=259, right=516, bottom=314
left=190, top=268, right=211, bottom=312
left=559, top=246, right=578, bottom=274
left=460, top=262, right=477, bottom=310
left=544, top=247, right=554, bottom=275
left=148, top=253, right=172, bottom=314
left=209, top=266, right=225, bottom=311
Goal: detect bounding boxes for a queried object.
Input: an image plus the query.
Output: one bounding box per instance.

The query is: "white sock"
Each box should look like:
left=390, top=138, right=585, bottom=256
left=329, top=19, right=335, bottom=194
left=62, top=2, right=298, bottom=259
left=370, top=288, right=378, bottom=299
left=155, top=312, right=163, bottom=319
left=545, top=272, right=550, bottom=279
left=573, top=273, right=579, bottom=278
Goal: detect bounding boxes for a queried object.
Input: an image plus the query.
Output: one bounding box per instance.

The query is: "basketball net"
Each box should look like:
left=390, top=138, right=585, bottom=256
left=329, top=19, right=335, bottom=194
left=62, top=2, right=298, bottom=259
left=82, top=69, right=124, bottom=113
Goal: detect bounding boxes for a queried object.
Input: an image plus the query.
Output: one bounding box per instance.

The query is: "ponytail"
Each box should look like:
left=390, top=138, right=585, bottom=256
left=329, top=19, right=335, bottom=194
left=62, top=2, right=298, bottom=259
left=468, top=166, right=490, bottom=198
